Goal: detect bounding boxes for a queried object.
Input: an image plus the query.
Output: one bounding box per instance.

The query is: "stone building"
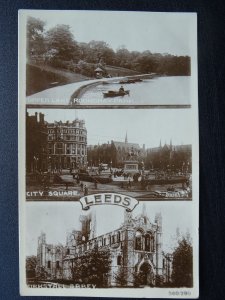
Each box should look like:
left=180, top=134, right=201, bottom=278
left=47, top=119, right=87, bottom=170
left=26, top=112, right=48, bottom=173
left=35, top=205, right=172, bottom=287
left=146, top=140, right=192, bottom=172
left=111, top=133, right=146, bottom=168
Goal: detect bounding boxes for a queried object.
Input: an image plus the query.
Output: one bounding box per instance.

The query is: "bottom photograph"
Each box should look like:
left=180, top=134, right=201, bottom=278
left=24, top=201, right=196, bottom=293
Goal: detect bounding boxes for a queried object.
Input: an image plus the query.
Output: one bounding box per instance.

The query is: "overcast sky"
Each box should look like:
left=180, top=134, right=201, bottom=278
left=28, top=108, right=192, bottom=148
left=24, top=10, right=195, bottom=55
left=26, top=201, right=193, bottom=256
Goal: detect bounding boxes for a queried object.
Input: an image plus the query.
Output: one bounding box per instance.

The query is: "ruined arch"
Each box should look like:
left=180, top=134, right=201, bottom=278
left=139, top=262, right=155, bottom=286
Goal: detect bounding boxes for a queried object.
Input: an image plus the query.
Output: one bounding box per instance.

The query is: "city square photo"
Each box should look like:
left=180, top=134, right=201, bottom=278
left=26, top=108, right=192, bottom=201
left=21, top=10, right=196, bottom=108
left=25, top=201, right=195, bottom=291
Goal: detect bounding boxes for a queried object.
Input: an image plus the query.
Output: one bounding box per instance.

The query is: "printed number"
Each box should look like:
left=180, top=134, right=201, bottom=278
left=169, top=291, right=191, bottom=296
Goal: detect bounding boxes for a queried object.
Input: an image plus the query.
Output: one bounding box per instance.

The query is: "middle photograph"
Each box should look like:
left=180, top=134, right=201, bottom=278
left=26, top=108, right=192, bottom=202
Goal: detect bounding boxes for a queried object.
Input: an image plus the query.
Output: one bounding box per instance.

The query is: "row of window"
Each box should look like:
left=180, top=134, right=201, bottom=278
left=49, top=149, right=87, bottom=155
left=48, top=129, right=85, bottom=134
left=135, top=233, right=155, bottom=252
left=48, top=135, right=87, bottom=141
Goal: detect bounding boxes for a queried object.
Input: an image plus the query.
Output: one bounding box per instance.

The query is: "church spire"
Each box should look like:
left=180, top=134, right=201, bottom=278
left=125, top=131, right=128, bottom=143
left=159, top=139, right=162, bottom=148
left=142, top=202, right=147, bottom=218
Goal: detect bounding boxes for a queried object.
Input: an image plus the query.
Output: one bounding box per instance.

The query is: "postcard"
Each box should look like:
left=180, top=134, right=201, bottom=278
left=19, top=10, right=198, bottom=298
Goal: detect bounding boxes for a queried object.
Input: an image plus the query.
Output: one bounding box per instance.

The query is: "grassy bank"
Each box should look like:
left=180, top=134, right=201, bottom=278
left=26, top=64, right=90, bottom=96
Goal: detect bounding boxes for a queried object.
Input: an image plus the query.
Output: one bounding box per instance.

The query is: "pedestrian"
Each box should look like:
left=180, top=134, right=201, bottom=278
left=94, top=180, right=97, bottom=189
left=84, top=185, right=88, bottom=196
left=129, top=178, right=132, bottom=188
left=80, top=182, right=83, bottom=191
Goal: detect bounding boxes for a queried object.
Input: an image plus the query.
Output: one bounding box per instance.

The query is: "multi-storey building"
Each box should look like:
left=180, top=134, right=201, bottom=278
left=35, top=205, right=172, bottom=287
left=26, top=112, right=48, bottom=173
left=47, top=119, right=87, bottom=170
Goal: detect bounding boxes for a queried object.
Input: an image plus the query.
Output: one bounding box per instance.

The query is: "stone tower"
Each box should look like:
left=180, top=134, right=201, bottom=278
left=79, top=210, right=96, bottom=242
left=155, top=213, right=163, bottom=279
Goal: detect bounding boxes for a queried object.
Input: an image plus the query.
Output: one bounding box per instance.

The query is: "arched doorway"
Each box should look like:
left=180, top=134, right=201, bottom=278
left=139, top=262, right=155, bottom=286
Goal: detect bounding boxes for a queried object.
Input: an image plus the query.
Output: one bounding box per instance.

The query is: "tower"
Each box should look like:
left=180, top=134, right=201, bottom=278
left=170, top=138, right=172, bottom=150
left=79, top=211, right=96, bottom=242
left=155, top=213, right=163, bottom=279
left=125, top=131, right=128, bottom=144
left=124, top=209, right=133, bottom=226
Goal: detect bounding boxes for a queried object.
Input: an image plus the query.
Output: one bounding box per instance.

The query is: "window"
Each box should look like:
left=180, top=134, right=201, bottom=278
left=117, top=255, right=122, bottom=266
left=117, top=231, right=121, bottom=242
left=66, top=249, right=70, bottom=255
left=151, top=236, right=154, bottom=252
left=145, top=235, right=150, bottom=251
left=47, top=261, right=51, bottom=268
left=56, top=261, right=60, bottom=269
left=112, top=235, right=115, bottom=244
left=55, top=143, right=63, bottom=154
left=135, top=231, right=142, bottom=250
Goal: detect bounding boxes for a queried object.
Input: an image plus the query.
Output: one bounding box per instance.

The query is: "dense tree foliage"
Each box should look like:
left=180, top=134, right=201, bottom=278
left=27, top=16, right=45, bottom=56
left=27, top=17, right=190, bottom=76
left=71, top=247, right=111, bottom=287
left=172, top=235, right=193, bottom=287
left=26, top=256, right=37, bottom=279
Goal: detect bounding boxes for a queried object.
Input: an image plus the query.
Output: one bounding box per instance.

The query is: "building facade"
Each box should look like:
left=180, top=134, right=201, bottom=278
left=47, top=119, right=87, bottom=170
left=111, top=133, right=146, bottom=168
left=146, top=140, right=192, bottom=172
left=35, top=205, right=172, bottom=287
left=26, top=112, right=48, bottom=173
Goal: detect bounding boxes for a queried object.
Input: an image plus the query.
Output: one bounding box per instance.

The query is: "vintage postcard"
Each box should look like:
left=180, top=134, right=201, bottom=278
left=19, top=10, right=198, bottom=298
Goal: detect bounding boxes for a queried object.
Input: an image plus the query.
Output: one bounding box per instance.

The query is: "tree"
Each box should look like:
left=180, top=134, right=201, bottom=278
left=72, top=246, right=111, bottom=287
left=114, top=266, right=127, bottom=287
left=26, top=256, right=37, bottom=279
left=172, top=235, right=193, bottom=287
left=27, top=16, right=46, bottom=58
left=45, top=24, right=80, bottom=63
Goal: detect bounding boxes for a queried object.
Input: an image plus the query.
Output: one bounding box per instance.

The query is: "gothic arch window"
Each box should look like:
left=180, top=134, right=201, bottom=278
left=117, top=231, right=121, bottom=242
left=135, top=231, right=143, bottom=250
left=151, top=236, right=154, bottom=252
left=66, top=248, right=70, bottom=255
left=47, top=261, right=51, bottom=269
left=117, top=255, right=122, bottom=266
left=145, top=234, right=151, bottom=251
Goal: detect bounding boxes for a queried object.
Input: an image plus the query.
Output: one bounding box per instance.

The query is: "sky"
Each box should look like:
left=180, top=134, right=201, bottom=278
left=27, top=108, right=192, bottom=148
left=26, top=201, right=194, bottom=256
left=23, top=10, right=195, bottom=56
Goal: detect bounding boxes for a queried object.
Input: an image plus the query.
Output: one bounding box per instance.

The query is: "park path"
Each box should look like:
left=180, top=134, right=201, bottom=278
left=26, top=74, right=151, bottom=106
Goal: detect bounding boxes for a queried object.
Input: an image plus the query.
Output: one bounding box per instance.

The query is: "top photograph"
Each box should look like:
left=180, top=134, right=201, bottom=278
left=20, top=10, right=197, bottom=108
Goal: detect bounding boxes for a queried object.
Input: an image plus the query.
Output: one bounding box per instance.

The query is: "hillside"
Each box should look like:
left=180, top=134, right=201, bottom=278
left=26, top=64, right=90, bottom=96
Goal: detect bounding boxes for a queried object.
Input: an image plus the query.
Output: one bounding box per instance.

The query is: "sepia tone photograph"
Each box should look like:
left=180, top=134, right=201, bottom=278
left=25, top=201, right=194, bottom=289
left=26, top=108, right=192, bottom=201
left=19, top=9, right=198, bottom=298
left=22, top=10, right=195, bottom=108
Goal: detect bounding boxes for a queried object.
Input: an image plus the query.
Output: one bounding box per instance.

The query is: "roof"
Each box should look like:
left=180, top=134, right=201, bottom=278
left=95, top=67, right=103, bottom=72
left=112, top=141, right=140, bottom=150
